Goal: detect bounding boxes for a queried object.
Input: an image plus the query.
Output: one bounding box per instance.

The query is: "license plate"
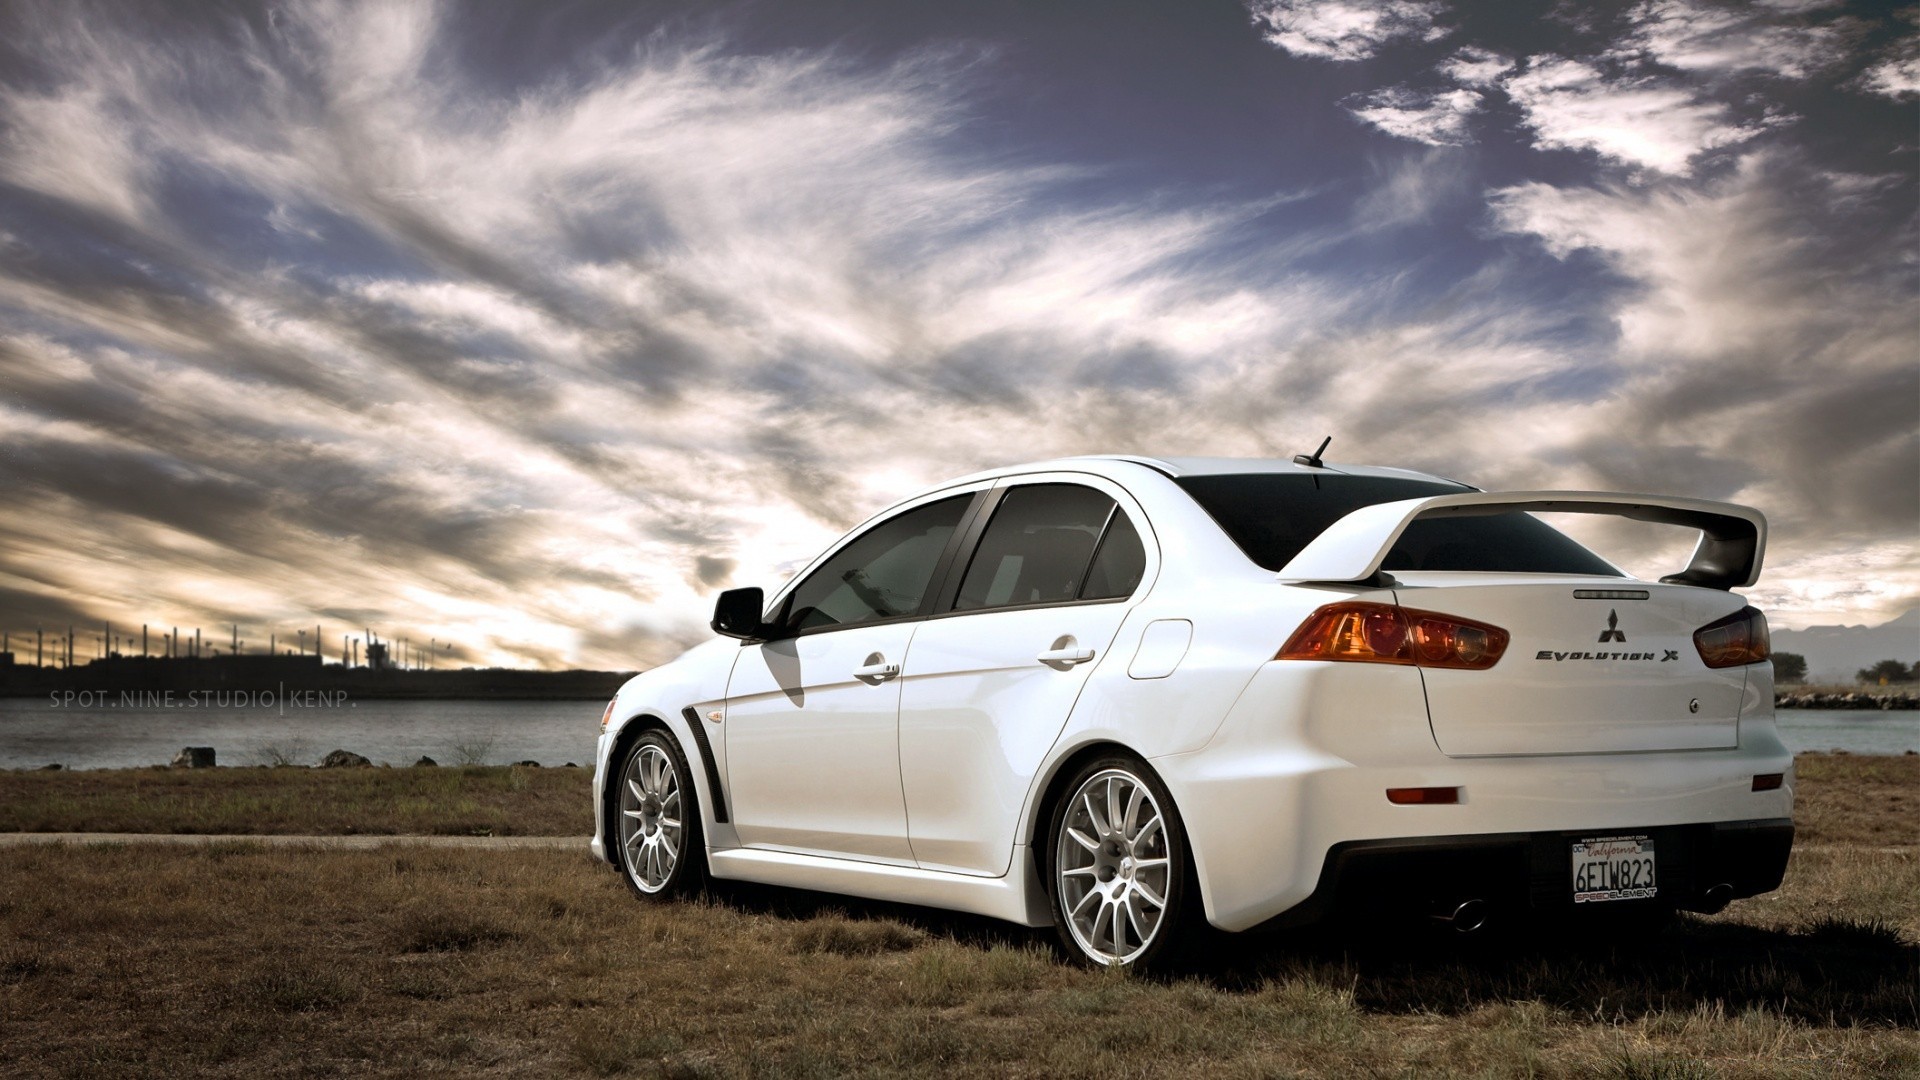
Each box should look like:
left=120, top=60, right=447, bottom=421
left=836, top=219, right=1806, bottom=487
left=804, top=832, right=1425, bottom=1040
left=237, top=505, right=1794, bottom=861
left=1571, top=835, right=1657, bottom=903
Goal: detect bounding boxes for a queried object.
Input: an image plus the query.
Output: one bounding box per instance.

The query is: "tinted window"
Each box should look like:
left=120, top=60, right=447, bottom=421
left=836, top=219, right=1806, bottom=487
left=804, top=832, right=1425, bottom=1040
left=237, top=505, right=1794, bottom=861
left=954, top=485, right=1114, bottom=611
left=779, top=495, right=970, bottom=632
left=1174, top=474, right=1621, bottom=576
left=1081, top=511, right=1146, bottom=600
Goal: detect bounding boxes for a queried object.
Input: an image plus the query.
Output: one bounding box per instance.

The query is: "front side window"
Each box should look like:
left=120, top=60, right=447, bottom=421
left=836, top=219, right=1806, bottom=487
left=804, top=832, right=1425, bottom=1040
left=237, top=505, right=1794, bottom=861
left=778, top=495, right=971, bottom=633
left=954, top=484, right=1142, bottom=612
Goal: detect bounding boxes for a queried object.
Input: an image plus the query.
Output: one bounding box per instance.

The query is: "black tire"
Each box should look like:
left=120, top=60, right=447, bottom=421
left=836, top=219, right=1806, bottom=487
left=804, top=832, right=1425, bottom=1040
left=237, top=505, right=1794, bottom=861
left=611, top=729, right=707, bottom=900
left=1043, top=753, right=1196, bottom=969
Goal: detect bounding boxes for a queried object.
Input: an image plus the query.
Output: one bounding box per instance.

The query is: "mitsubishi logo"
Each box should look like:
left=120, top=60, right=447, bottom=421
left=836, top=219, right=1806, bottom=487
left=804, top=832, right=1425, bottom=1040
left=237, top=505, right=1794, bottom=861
left=1598, top=609, right=1627, bottom=643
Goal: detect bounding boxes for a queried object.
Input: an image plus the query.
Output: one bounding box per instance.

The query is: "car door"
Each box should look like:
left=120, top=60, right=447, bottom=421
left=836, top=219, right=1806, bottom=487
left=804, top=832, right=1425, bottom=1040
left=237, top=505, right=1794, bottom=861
left=723, top=491, right=978, bottom=865
left=896, top=479, right=1154, bottom=876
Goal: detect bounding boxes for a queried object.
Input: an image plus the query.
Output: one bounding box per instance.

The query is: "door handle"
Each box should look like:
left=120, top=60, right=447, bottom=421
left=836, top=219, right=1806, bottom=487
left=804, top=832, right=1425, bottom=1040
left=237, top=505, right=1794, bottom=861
left=852, top=653, right=900, bottom=683
left=1036, top=646, right=1095, bottom=667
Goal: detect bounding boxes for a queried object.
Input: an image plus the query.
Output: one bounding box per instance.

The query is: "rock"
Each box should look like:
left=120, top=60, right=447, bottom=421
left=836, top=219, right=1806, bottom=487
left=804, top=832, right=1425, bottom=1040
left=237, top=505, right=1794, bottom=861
left=38, top=763, right=62, bottom=771
left=171, top=747, right=216, bottom=768
left=413, top=756, right=438, bottom=767
left=511, top=760, right=541, bottom=768
left=563, top=762, right=579, bottom=768
left=320, top=749, right=372, bottom=768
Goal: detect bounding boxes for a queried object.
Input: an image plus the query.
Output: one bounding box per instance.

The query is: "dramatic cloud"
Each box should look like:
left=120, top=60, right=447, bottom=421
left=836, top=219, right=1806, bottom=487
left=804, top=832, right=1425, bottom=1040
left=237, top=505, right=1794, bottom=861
left=1614, top=0, right=1847, bottom=79
left=1345, top=85, right=1482, bottom=145
left=1247, top=0, right=1447, bottom=61
left=1502, top=57, right=1766, bottom=175
left=0, top=0, right=1914, bottom=667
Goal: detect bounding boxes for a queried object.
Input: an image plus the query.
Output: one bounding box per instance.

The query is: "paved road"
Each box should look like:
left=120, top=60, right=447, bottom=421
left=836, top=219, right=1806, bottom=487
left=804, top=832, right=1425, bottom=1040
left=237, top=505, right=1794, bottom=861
left=0, top=833, right=588, bottom=850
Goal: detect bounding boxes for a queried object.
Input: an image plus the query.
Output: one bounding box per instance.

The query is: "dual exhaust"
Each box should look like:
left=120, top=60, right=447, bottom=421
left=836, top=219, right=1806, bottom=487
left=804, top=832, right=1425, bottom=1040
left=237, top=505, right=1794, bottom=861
left=1428, top=883, right=1733, bottom=931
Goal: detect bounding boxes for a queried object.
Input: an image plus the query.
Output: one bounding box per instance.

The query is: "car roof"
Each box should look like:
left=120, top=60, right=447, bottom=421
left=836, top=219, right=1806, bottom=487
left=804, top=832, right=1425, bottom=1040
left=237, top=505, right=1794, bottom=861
left=944, top=454, right=1470, bottom=488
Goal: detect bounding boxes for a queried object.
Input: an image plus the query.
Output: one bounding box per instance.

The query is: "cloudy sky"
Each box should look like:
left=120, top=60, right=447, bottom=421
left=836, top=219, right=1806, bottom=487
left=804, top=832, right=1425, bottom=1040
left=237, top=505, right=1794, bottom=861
left=0, top=0, right=1913, bottom=670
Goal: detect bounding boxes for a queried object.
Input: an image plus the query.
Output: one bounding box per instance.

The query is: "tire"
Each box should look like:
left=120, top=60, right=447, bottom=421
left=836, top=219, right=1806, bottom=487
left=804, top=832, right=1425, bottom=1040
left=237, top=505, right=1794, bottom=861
left=1044, top=754, right=1195, bottom=968
left=612, top=729, right=707, bottom=900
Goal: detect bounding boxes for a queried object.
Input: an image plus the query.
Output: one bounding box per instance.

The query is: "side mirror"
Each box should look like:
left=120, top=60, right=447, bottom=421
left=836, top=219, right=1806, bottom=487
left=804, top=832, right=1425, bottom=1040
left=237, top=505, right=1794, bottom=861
left=711, top=587, right=771, bottom=641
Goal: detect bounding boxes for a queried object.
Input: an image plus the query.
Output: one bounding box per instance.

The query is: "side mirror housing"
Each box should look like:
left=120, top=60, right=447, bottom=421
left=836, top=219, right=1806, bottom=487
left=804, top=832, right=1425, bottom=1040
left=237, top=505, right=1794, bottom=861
left=711, top=587, right=771, bottom=641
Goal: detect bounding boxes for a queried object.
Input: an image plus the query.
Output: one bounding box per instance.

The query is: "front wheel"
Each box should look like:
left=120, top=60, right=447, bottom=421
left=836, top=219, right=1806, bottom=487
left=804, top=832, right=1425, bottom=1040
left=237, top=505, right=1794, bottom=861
left=613, top=730, right=706, bottom=899
left=1045, top=756, right=1193, bottom=968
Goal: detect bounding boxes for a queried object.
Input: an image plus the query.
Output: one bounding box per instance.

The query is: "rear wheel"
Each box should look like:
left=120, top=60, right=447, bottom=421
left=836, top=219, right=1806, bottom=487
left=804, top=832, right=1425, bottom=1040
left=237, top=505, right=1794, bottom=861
left=613, top=730, right=706, bottom=899
left=1045, top=756, right=1193, bottom=968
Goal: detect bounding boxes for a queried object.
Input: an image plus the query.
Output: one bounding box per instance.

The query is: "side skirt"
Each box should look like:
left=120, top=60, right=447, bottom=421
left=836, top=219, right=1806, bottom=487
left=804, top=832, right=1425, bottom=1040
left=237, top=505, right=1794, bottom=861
left=707, top=846, right=1053, bottom=928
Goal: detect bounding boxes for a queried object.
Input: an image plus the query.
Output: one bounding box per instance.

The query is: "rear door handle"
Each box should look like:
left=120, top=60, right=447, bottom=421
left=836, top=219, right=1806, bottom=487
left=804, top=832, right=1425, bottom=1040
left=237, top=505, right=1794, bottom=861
left=853, top=654, right=900, bottom=683
left=1036, top=646, right=1095, bottom=667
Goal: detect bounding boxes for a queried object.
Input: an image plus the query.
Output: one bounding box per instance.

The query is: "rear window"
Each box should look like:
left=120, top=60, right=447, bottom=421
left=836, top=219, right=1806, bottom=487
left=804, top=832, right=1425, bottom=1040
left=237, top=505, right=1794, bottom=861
left=1173, top=474, right=1622, bottom=577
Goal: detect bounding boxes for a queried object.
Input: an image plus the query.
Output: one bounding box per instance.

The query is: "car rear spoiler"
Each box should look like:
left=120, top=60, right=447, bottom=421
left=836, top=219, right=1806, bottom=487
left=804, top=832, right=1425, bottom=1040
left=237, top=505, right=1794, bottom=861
left=1274, top=490, right=1767, bottom=590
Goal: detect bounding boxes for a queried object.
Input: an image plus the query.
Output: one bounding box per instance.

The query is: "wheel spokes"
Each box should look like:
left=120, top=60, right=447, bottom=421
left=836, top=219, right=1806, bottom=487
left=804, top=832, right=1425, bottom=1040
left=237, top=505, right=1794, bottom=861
left=1057, top=768, right=1173, bottom=966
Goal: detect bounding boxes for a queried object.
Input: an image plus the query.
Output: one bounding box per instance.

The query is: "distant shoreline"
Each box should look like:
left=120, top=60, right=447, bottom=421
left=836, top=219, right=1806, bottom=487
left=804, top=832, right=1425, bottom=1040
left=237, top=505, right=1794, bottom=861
left=0, top=655, right=636, bottom=702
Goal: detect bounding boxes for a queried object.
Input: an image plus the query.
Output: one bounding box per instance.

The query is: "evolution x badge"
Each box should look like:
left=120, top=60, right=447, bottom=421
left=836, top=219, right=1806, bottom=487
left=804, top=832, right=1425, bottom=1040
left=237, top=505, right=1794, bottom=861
left=1534, top=610, right=1681, bottom=662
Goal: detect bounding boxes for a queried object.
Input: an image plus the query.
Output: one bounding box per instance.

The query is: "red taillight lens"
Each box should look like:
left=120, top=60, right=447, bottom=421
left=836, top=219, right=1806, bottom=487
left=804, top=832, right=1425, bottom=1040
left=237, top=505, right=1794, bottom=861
left=1278, top=602, right=1509, bottom=670
left=1694, top=606, right=1770, bottom=668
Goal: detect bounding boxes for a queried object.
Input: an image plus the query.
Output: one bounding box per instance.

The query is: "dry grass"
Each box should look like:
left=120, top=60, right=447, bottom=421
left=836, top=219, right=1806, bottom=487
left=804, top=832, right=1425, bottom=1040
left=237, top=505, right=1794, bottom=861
left=0, top=765, right=591, bottom=836
left=1794, top=752, right=1920, bottom=848
left=0, top=836, right=1913, bottom=1079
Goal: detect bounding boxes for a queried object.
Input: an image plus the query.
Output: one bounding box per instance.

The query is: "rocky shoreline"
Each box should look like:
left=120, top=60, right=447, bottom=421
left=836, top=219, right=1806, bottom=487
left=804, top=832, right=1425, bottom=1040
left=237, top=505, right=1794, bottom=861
left=1775, top=690, right=1919, bottom=710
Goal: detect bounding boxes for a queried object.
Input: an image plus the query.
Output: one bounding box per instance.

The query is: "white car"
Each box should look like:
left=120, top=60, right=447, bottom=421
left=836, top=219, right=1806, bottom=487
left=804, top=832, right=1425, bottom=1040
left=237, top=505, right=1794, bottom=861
left=590, top=455, right=1792, bottom=967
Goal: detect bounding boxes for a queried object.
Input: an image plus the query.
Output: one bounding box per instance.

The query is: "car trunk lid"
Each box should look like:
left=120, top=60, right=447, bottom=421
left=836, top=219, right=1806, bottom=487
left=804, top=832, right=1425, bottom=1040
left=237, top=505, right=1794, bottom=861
left=1392, top=574, right=1750, bottom=757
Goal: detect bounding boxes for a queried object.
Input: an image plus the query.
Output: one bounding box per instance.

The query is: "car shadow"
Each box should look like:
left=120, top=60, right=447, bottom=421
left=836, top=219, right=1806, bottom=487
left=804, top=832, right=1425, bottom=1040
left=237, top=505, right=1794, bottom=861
left=699, top=878, right=1918, bottom=1028
left=1181, top=912, right=1920, bottom=1027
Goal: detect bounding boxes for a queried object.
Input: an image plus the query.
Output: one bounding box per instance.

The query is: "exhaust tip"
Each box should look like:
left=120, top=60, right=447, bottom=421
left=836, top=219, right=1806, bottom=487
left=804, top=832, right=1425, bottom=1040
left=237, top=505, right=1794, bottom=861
left=1690, top=883, right=1734, bottom=915
left=1431, top=899, right=1489, bottom=934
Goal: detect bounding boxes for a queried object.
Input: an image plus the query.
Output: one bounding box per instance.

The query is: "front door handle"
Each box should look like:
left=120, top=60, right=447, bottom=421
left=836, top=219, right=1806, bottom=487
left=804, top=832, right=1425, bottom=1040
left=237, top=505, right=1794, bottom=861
left=1038, top=634, right=1094, bottom=668
left=853, top=653, right=900, bottom=683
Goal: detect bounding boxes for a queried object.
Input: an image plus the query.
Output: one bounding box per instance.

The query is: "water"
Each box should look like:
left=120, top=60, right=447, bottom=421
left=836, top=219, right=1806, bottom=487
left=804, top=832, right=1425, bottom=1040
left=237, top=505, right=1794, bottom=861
left=1775, top=709, right=1918, bottom=756
left=0, top=698, right=1911, bottom=771
left=0, top=697, right=602, bottom=770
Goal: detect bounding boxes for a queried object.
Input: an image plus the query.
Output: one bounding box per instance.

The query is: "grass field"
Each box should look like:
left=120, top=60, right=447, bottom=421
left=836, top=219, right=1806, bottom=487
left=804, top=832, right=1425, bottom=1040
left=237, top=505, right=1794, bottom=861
left=0, top=842, right=1913, bottom=1078
left=0, top=763, right=592, bottom=836
left=0, top=756, right=1915, bottom=1077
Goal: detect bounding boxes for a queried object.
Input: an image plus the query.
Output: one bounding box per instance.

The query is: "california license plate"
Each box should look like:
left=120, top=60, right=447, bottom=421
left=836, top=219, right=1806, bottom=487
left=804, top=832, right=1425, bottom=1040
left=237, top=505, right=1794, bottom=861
left=1571, top=836, right=1657, bottom=903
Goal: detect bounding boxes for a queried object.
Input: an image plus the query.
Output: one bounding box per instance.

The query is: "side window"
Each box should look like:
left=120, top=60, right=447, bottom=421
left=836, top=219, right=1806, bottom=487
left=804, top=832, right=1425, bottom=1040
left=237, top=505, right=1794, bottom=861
left=953, top=485, right=1116, bottom=612
left=779, top=495, right=971, bottom=633
left=1080, top=510, right=1146, bottom=600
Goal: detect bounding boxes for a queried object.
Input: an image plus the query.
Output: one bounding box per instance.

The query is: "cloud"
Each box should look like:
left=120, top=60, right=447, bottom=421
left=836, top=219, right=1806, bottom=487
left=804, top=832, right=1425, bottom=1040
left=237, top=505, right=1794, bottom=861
left=1490, top=154, right=1919, bottom=600
left=1439, top=45, right=1512, bottom=87
left=1345, top=85, right=1482, bottom=145
left=1246, top=0, right=1447, bottom=61
left=1858, top=49, right=1920, bottom=99
left=1502, top=57, right=1766, bottom=174
left=0, top=0, right=1912, bottom=667
left=1614, top=0, right=1847, bottom=80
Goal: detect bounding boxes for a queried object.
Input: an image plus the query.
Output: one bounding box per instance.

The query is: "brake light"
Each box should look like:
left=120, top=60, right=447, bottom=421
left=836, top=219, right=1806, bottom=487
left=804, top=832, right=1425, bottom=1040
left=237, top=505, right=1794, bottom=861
left=1278, top=602, right=1509, bottom=670
left=1694, top=606, right=1769, bottom=668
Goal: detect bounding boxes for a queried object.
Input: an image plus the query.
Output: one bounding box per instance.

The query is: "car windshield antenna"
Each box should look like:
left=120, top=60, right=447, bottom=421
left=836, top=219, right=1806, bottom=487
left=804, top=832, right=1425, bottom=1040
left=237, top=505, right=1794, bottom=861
left=1293, top=436, right=1332, bottom=469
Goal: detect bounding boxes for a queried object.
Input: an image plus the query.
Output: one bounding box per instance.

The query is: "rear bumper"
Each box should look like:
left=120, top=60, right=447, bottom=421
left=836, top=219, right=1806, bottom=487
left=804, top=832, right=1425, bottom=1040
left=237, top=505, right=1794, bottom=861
left=1257, top=817, right=1793, bottom=930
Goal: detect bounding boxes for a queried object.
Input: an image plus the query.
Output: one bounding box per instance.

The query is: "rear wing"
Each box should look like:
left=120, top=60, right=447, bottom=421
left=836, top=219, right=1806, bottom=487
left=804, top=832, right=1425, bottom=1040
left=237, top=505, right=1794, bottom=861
left=1275, top=490, right=1767, bottom=590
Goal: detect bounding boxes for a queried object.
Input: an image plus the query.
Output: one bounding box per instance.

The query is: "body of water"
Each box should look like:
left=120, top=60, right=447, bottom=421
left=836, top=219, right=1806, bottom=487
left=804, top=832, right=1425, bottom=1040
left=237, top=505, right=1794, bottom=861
left=0, top=699, right=1912, bottom=771
left=0, top=697, right=601, bottom=770
left=1776, top=708, right=1919, bottom=756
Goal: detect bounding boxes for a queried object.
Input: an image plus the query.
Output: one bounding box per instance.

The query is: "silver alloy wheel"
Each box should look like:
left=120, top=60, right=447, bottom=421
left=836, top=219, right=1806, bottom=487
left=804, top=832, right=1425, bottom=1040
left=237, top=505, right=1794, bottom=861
left=1056, top=767, right=1172, bottom=965
left=618, top=743, right=684, bottom=893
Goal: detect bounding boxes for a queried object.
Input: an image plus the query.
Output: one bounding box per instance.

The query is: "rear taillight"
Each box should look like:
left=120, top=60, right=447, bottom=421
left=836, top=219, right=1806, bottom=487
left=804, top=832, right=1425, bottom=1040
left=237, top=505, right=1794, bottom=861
left=1278, top=602, right=1509, bottom=670
left=1694, top=606, right=1769, bottom=668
